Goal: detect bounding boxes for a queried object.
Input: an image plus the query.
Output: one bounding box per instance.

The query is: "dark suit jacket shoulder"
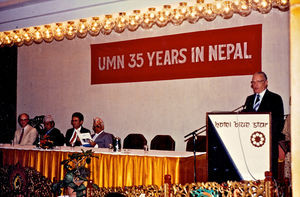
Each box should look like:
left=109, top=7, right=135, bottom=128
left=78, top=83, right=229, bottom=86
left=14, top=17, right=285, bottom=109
left=242, top=89, right=284, bottom=138
left=243, top=90, right=283, bottom=114
left=65, top=127, right=91, bottom=146
left=43, top=128, right=65, bottom=146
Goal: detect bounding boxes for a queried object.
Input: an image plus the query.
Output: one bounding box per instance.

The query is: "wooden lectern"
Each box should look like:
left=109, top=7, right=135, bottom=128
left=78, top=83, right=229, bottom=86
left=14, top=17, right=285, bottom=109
left=206, top=112, right=271, bottom=183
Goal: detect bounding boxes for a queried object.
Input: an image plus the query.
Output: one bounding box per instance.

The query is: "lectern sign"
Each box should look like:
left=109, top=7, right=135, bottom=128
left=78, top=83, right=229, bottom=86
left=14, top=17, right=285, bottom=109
left=91, top=24, right=262, bottom=84
left=207, top=113, right=271, bottom=182
left=250, top=131, right=266, bottom=147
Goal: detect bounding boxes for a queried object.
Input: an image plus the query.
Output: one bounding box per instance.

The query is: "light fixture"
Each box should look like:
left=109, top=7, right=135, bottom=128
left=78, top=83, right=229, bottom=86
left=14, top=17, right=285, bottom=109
left=232, top=0, right=241, bottom=12
left=141, top=8, right=157, bottom=29
left=214, top=0, right=224, bottom=15
left=0, top=32, right=3, bottom=46
left=237, top=0, right=251, bottom=16
left=42, top=25, right=54, bottom=43
left=128, top=10, right=142, bottom=31
left=65, top=21, right=77, bottom=40
left=251, top=0, right=261, bottom=10
left=0, top=0, right=290, bottom=47
left=3, top=32, right=14, bottom=47
left=178, top=2, right=188, bottom=19
left=156, top=5, right=172, bottom=27
left=32, top=27, right=43, bottom=44
left=257, top=0, right=272, bottom=14
left=171, top=8, right=185, bottom=25
left=77, top=19, right=88, bottom=38
left=54, top=23, right=64, bottom=41
left=101, top=15, right=115, bottom=35
left=187, top=6, right=200, bottom=23
left=22, top=28, right=33, bottom=46
left=114, top=12, right=128, bottom=33
left=196, top=0, right=205, bottom=15
left=273, top=0, right=289, bottom=10
left=13, top=30, right=24, bottom=47
left=221, top=1, right=234, bottom=19
left=89, top=17, right=101, bottom=36
left=203, top=3, right=217, bottom=21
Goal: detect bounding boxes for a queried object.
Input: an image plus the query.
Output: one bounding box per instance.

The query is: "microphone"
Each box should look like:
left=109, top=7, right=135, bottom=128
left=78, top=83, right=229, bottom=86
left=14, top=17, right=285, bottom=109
left=184, top=125, right=206, bottom=138
left=184, top=104, right=245, bottom=139
left=232, top=104, right=245, bottom=112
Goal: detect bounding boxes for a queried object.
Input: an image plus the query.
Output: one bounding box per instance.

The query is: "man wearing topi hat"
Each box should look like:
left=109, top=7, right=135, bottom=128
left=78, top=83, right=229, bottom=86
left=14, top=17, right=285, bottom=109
left=88, top=117, right=114, bottom=148
left=41, top=115, right=65, bottom=146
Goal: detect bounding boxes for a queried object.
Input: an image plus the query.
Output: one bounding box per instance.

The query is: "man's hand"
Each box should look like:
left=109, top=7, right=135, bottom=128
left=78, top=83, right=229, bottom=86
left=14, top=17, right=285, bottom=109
left=88, top=139, right=96, bottom=147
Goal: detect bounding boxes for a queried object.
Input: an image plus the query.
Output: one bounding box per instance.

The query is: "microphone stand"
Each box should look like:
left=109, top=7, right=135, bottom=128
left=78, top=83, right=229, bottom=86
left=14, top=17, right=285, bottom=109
left=184, top=104, right=245, bottom=183
left=232, top=104, right=245, bottom=112
left=184, top=125, right=206, bottom=183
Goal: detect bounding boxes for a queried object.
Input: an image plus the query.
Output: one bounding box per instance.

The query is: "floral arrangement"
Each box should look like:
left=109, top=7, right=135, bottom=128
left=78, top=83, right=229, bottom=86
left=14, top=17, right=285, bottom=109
left=52, top=149, right=98, bottom=197
left=38, top=134, right=54, bottom=149
left=0, top=164, right=286, bottom=196
left=0, top=164, right=53, bottom=197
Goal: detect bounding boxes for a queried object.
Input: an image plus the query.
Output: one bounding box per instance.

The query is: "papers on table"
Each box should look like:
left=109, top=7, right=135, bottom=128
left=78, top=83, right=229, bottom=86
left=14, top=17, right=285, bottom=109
left=78, top=132, right=92, bottom=146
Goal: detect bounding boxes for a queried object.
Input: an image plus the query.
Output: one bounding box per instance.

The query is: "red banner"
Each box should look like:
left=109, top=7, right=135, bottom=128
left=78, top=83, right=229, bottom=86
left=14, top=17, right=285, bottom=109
left=91, top=24, right=262, bottom=84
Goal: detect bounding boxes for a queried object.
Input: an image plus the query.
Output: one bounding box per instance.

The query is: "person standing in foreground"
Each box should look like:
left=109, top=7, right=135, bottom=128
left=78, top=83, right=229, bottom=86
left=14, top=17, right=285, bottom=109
left=65, top=112, right=91, bottom=146
left=242, top=72, right=285, bottom=179
left=13, top=113, right=38, bottom=145
left=88, top=117, right=114, bottom=148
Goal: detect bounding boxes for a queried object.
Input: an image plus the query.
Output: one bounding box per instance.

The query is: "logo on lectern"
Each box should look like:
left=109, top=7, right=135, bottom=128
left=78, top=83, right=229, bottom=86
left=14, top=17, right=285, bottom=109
left=250, top=131, right=266, bottom=147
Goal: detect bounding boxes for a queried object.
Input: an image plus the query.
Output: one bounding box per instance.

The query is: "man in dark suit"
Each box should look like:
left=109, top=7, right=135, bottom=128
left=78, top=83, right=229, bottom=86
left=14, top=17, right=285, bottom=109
left=242, top=72, right=284, bottom=179
left=88, top=117, right=114, bottom=148
left=41, top=115, right=65, bottom=146
left=65, top=112, right=91, bottom=146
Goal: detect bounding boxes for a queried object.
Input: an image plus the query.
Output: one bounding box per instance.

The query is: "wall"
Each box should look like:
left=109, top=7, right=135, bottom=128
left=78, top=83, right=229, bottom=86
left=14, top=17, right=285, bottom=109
left=17, top=10, right=290, bottom=151
left=291, top=0, right=300, bottom=193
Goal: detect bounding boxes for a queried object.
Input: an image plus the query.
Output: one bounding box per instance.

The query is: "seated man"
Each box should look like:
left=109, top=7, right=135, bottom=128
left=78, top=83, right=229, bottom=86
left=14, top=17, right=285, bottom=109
left=65, top=112, right=91, bottom=146
left=13, top=113, right=38, bottom=145
left=88, top=117, right=113, bottom=148
left=40, top=115, right=64, bottom=146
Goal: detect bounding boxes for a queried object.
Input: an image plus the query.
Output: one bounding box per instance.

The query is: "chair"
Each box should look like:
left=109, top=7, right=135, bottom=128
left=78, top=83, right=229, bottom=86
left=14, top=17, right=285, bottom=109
left=123, top=133, right=147, bottom=149
left=186, top=135, right=206, bottom=152
left=150, top=135, right=175, bottom=151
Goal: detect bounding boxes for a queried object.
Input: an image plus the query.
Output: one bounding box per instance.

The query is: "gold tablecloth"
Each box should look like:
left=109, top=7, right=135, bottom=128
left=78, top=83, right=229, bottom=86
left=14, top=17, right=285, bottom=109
left=0, top=146, right=207, bottom=187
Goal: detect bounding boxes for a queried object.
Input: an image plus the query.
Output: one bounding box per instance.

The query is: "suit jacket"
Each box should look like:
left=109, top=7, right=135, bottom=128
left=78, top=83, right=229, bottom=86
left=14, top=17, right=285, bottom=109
left=40, top=127, right=65, bottom=146
left=242, top=89, right=284, bottom=138
left=13, top=124, right=38, bottom=145
left=65, top=127, right=91, bottom=146
left=92, top=131, right=114, bottom=148
left=242, top=89, right=284, bottom=178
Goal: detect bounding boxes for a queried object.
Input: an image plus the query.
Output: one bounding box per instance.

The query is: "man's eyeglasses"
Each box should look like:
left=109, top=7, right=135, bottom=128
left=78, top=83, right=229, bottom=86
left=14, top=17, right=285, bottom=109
left=93, top=125, right=101, bottom=128
left=251, top=80, right=265, bottom=84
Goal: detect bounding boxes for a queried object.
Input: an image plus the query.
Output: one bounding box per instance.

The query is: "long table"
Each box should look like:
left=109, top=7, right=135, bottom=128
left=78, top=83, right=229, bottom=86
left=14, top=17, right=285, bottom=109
left=0, top=145, right=207, bottom=187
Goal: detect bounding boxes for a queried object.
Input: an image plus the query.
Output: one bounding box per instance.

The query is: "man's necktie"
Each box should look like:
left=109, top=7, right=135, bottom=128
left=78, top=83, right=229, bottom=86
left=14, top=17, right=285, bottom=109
left=69, top=130, right=78, bottom=145
left=19, top=128, right=24, bottom=144
left=253, top=94, right=260, bottom=111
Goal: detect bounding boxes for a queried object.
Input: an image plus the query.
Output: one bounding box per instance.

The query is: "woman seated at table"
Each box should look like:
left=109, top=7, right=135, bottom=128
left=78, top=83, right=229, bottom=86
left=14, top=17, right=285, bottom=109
left=87, top=117, right=114, bottom=148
